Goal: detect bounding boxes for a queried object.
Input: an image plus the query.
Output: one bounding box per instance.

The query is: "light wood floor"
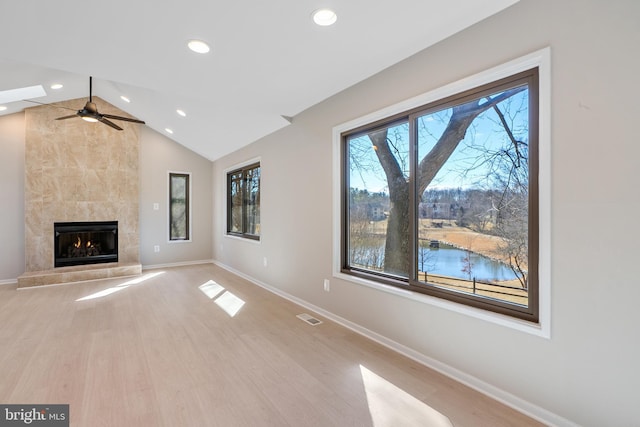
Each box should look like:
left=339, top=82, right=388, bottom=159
left=0, top=263, right=544, bottom=426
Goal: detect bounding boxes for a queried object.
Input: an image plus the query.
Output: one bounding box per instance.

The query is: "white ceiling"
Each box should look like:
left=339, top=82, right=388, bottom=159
left=0, top=0, right=518, bottom=161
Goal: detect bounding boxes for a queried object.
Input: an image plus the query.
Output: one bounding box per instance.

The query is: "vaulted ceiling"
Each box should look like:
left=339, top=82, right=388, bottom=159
left=0, top=0, right=518, bottom=161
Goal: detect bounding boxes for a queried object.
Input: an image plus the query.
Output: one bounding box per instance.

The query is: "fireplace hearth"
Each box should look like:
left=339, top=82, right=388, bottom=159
left=54, top=221, right=118, bottom=268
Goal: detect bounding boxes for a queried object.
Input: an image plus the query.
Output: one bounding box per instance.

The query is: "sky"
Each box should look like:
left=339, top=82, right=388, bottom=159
left=348, top=88, right=529, bottom=194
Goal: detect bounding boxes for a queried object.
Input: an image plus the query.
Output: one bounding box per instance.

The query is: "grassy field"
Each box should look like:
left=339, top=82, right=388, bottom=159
left=420, top=220, right=508, bottom=261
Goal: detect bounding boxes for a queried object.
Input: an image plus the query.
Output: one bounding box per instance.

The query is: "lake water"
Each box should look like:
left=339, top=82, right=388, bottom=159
left=418, top=246, right=519, bottom=282
left=351, top=244, right=521, bottom=282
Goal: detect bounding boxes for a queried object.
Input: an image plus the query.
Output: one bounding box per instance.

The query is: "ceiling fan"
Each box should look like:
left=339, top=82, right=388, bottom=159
left=53, top=76, right=145, bottom=130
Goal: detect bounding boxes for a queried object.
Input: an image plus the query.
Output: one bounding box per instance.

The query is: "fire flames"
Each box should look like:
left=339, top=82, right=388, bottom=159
left=69, top=235, right=100, bottom=258
left=73, top=236, right=93, bottom=249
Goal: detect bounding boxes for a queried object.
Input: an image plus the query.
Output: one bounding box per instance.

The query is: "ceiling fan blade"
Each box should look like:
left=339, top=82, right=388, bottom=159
left=99, top=117, right=123, bottom=131
left=33, top=76, right=146, bottom=128
left=23, top=99, right=78, bottom=112
left=102, top=113, right=146, bottom=124
left=55, top=114, right=79, bottom=121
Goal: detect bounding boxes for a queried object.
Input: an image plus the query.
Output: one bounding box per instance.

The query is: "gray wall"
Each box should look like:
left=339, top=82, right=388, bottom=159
left=0, top=116, right=213, bottom=280
left=139, top=126, right=213, bottom=266
left=0, top=113, right=25, bottom=282
left=212, top=1, right=640, bottom=425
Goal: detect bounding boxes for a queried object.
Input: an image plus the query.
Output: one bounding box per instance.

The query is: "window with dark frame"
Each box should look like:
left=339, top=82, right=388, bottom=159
left=227, top=163, right=261, bottom=240
left=342, top=68, right=539, bottom=322
left=169, top=173, right=190, bottom=241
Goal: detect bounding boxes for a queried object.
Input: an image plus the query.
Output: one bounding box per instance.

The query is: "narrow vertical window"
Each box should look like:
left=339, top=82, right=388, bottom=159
left=169, top=172, right=190, bottom=241
left=227, top=163, right=260, bottom=240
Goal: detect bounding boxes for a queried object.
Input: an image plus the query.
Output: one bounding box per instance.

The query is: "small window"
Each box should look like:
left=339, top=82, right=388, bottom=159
left=169, top=172, right=190, bottom=241
left=227, top=163, right=260, bottom=240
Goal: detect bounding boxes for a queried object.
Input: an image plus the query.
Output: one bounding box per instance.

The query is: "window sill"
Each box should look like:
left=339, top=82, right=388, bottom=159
left=334, top=271, right=550, bottom=338
left=224, top=234, right=261, bottom=244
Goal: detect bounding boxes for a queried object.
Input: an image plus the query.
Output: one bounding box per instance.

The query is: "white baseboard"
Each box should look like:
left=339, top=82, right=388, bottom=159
left=212, top=260, right=578, bottom=427
left=0, top=278, right=18, bottom=286
left=142, top=259, right=213, bottom=271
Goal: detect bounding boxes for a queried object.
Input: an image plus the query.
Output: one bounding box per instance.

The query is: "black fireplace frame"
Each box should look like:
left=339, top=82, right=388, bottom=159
left=54, top=221, right=118, bottom=268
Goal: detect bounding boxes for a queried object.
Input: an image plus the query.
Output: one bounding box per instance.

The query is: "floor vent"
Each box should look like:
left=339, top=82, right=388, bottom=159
left=296, top=313, right=323, bottom=326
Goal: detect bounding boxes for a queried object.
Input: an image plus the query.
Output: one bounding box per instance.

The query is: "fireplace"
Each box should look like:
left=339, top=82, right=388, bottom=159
left=54, top=221, right=118, bottom=268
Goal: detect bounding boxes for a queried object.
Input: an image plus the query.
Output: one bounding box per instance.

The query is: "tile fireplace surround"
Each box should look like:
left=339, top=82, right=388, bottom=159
left=17, top=97, right=142, bottom=288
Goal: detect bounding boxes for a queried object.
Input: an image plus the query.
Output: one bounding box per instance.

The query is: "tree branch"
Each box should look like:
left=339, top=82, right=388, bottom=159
left=490, top=100, right=523, bottom=168
left=417, top=86, right=527, bottom=195
left=368, top=129, right=407, bottom=194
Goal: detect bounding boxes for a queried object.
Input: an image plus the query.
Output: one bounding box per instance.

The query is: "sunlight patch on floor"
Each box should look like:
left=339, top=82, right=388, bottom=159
left=199, top=280, right=245, bottom=317
left=75, top=271, right=165, bottom=301
left=198, top=280, right=225, bottom=299
left=215, top=291, right=245, bottom=317
left=359, top=364, right=453, bottom=427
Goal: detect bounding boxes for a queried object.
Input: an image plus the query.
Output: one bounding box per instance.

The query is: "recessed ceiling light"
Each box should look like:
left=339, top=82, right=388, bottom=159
left=165, top=128, right=174, bottom=134
left=312, top=8, right=337, bottom=26
left=0, top=106, right=7, bottom=111
left=50, top=83, right=63, bottom=90
left=120, top=96, right=131, bottom=103
left=176, top=109, right=186, bottom=117
left=188, top=39, right=210, bottom=54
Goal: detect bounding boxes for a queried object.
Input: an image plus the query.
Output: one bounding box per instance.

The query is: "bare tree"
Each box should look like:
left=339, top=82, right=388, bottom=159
left=366, top=87, right=526, bottom=275
left=417, top=238, right=436, bottom=281
left=461, top=251, right=474, bottom=281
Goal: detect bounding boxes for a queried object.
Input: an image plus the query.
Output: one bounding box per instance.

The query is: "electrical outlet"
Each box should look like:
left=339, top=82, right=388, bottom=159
left=263, top=257, right=268, bottom=267
left=154, top=245, right=160, bottom=253
left=153, top=203, right=159, bottom=211
left=323, top=279, right=330, bottom=292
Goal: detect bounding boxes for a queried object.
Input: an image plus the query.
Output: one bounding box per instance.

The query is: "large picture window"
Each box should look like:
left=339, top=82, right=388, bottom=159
left=169, top=172, right=190, bottom=241
left=342, top=68, right=539, bottom=322
left=227, top=162, right=261, bottom=240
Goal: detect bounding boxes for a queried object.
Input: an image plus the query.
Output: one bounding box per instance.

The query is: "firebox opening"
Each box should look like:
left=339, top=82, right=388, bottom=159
left=54, top=221, right=118, bottom=268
